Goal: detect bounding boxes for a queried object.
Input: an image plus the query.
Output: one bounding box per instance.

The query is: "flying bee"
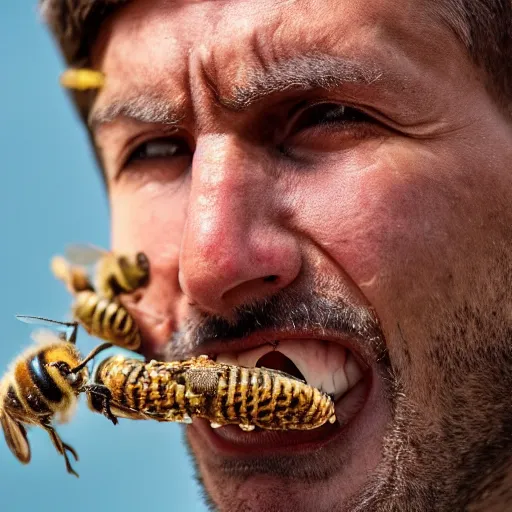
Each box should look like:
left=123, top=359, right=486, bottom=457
left=60, top=68, right=105, bottom=91
left=88, top=355, right=337, bottom=432
left=0, top=316, right=114, bottom=477
left=52, top=244, right=150, bottom=300
left=51, top=245, right=150, bottom=350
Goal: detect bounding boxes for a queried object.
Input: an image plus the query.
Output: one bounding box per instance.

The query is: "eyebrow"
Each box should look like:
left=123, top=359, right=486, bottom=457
left=89, top=53, right=386, bottom=130
left=89, top=95, right=184, bottom=130
left=221, top=54, right=385, bottom=111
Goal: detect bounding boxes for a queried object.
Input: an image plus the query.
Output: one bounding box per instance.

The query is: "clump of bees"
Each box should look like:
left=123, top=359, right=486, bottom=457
left=51, top=245, right=150, bottom=350
left=0, top=245, right=336, bottom=477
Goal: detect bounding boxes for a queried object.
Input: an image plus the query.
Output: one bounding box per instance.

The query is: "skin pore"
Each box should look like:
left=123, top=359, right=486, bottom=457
left=88, top=0, right=512, bottom=510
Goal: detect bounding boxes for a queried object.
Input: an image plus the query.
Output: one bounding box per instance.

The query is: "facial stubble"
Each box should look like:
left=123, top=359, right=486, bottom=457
left=169, top=267, right=512, bottom=512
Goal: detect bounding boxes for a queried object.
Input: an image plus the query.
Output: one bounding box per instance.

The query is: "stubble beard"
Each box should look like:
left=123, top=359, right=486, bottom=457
left=348, top=248, right=512, bottom=511
left=174, top=255, right=512, bottom=512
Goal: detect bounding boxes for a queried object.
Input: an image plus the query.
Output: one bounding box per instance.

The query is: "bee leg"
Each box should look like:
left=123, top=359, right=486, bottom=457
left=41, top=423, right=79, bottom=478
left=84, top=384, right=118, bottom=425
left=62, top=441, right=79, bottom=461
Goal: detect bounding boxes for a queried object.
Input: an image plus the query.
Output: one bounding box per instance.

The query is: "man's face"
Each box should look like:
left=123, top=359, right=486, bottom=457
left=90, top=0, right=512, bottom=510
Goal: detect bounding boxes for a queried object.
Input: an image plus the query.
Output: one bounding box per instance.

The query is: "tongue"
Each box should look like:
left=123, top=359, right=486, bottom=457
left=256, top=351, right=305, bottom=381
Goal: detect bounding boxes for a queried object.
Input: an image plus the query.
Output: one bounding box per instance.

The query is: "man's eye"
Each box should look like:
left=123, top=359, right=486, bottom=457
left=125, top=137, right=191, bottom=165
left=278, top=101, right=382, bottom=158
left=289, top=103, right=371, bottom=135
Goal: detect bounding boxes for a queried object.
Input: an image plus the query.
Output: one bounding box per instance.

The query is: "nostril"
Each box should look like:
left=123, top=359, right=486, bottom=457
left=263, top=275, right=278, bottom=283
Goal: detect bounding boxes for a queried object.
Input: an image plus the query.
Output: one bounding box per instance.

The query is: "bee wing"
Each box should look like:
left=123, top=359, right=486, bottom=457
left=50, top=255, right=72, bottom=282
left=51, top=255, right=95, bottom=294
left=16, top=316, right=77, bottom=344
left=16, top=315, right=76, bottom=329
left=65, top=244, right=107, bottom=266
left=0, top=413, right=31, bottom=464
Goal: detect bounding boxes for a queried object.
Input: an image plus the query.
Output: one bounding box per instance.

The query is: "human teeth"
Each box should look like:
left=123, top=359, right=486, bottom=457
left=331, top=366, right=349, bottom=401
left=239, top=424, right=256, bottom=432
left=210, top=422, right=222, bottom=429
left=216, top=339, right=364, bottom=401
left=345, top=351, right=364, bottom=387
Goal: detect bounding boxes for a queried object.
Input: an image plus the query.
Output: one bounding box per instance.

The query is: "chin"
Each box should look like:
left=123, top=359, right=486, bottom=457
left=184, top=341, right=392, bottom=512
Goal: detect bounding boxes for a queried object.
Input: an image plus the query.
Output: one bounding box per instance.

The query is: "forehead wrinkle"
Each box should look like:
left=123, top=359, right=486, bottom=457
left=89, top=94, right=185, bottom=130
left=219, top=53, right=385, bottom=112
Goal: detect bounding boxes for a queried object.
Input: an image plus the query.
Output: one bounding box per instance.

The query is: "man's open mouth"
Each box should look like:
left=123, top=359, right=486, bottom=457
left=217, top=339, right=364, bottom=402
left=193, top=337, right=373, bottom=454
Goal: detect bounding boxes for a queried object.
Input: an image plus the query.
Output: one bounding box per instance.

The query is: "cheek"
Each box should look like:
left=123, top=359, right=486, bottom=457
left=295, top=137, right=512, bottom=386
left=294, top=142, right=482, bottom=320
left=110, top=182, right=188, bottom=264
left=109, top=182, right=189, bottom=344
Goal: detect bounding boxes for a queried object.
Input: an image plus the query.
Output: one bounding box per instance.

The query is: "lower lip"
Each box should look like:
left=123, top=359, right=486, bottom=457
left=190, top=373, right=370, bottom=456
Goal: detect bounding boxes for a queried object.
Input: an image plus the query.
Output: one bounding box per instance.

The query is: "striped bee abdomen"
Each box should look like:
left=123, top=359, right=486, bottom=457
left=93, top=356, right=336, bottom=430
left=51, top=249, right=150, bottom=351
left=73, top=291, right=141, bottom=350
left=192, top=363, right=335, bottom=431
left=95, top=357, right=206, bottom=423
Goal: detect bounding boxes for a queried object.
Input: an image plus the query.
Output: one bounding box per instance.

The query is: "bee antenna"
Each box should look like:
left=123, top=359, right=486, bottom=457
left=67, top=324, right=78, bottom=345
left=71, top=343, right=113, bottom=373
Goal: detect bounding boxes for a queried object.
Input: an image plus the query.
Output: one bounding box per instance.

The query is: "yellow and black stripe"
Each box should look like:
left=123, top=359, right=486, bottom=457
left=205, top=364, right=332, bottom=430
left=89, top=355, right=336, bottom=430
left=95, top=252, right=150, bottom=299
left=10, top=343, right=81, bottom=418
left=73, top=291, right=141, bottom=350
left=93, top=358, right=202, bottom=420
left=0, top=323, right=113, bottom=477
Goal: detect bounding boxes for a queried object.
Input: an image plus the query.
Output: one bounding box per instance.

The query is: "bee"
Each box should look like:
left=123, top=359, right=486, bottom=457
left=52, top=244, right=150, bottom=300
left=0, top=316, right=114, bottom=477
left=51, top=245, right=150, bottom=350
left=60, top=69, right=105, bottom=91
left=88, top=355, right=336, bottom=432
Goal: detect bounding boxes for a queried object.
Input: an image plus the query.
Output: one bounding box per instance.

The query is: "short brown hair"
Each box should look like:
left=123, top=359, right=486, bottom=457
left=40, top=0, right=512, bottom=115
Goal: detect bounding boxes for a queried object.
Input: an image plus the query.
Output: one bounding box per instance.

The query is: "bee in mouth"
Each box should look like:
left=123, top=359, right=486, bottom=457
left=87, top=354, right=337, bottom=431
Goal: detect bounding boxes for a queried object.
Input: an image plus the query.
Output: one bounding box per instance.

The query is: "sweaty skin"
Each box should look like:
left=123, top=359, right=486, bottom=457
left=88, top=0, right=512, bottom=510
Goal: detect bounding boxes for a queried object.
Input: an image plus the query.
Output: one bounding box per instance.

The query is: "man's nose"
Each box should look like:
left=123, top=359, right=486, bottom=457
left=179, top=136, right=301, bottom=313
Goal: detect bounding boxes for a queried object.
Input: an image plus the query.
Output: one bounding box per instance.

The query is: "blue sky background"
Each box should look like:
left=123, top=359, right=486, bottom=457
left=0, top=4, right=206, bottom=511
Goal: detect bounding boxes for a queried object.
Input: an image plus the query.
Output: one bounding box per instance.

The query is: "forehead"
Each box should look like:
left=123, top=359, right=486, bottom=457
left=90, top=0, right=465, bottom=114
